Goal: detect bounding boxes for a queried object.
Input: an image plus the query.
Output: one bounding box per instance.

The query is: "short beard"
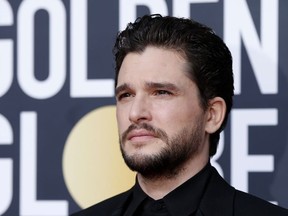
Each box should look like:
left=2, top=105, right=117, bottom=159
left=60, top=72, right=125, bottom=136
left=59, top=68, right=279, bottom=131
left=119, top=121, right=204, bottom=180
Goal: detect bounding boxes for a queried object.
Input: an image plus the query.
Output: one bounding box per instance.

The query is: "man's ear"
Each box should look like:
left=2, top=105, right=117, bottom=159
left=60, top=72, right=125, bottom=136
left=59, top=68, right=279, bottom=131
left=205, top=97, right=226, bottom=134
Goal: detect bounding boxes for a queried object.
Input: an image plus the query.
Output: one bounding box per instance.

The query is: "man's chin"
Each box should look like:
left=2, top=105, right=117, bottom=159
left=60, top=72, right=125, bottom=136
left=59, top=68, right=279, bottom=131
left=122, top=152, right=171, bottom=178
left=122, top=152, right=154, bottom=169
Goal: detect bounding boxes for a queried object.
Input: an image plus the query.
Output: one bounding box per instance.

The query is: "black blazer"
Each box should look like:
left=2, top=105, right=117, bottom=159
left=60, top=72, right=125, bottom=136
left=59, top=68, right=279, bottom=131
left=72, top=167, right=288, bottom=216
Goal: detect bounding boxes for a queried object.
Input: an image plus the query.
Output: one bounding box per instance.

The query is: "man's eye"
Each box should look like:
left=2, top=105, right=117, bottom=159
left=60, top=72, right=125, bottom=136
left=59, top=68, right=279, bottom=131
left=117, top=93, right=131, bottom=100
left=155, top=90, right=172, bottom=95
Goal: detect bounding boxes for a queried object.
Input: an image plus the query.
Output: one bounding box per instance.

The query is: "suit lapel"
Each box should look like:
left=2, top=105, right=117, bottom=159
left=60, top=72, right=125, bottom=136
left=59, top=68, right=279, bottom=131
left=111, top=208, right=125, bottom=216
left=198, top=167, right=235, bottom=216
left=110, top=188, right=134, bottom=216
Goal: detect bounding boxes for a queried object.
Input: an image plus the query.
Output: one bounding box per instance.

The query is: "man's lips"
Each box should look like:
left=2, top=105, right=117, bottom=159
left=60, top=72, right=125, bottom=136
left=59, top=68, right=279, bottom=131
left=127, top=129, right=156, bottom=141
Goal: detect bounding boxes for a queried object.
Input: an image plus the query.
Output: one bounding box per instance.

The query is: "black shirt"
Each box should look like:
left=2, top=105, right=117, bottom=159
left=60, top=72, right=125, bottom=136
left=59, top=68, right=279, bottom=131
left=123, top=163, right=212, bottom=216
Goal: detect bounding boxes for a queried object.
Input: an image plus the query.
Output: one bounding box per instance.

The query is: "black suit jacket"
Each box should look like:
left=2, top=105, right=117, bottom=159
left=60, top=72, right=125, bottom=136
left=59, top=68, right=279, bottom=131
left=72, top=167, right=288, bottom=216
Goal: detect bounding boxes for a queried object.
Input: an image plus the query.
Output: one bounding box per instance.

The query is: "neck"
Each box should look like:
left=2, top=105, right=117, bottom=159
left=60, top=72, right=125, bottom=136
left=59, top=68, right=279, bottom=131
left=137, top=155, right=209, bottom=200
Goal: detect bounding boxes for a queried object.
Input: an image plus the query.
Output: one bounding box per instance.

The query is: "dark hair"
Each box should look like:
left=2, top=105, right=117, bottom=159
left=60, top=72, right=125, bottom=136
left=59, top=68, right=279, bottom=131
left=113, top=14, right=234, bottom=156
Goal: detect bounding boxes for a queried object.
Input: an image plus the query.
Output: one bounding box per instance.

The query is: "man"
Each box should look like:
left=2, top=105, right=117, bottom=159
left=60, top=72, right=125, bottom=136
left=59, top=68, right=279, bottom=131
left=72, top=14, right=288, bottom=215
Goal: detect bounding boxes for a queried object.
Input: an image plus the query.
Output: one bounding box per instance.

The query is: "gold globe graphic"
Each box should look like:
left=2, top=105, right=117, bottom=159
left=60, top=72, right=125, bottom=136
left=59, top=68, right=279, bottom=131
left=62, top=105, right=135, bottom=208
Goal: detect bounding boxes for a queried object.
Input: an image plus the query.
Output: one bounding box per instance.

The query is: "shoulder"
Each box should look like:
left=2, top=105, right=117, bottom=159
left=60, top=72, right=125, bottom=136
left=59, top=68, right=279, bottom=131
left=205, top=166, right=288, bottom=216
left=234, top=190, right=288, bottom=216
left=71, top=189, right=132, bottom=216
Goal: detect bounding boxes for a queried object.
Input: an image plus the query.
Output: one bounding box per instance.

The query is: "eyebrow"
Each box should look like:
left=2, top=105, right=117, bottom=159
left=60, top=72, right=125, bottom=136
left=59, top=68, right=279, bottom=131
left=115, top=82, right=180, bottom=96
left=115, top=83, right=131, bottom=96
left=144, top=82, right=179, bottom=92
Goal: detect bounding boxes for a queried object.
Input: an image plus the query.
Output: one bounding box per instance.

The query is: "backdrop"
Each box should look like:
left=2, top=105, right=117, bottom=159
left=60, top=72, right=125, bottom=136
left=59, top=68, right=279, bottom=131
left=0, top=0, right=288, bottom=215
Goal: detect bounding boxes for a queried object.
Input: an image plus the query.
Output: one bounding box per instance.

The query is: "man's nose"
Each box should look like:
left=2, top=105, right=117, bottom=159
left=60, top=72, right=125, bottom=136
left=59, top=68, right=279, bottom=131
left=129, top=95, right=152, bottom=124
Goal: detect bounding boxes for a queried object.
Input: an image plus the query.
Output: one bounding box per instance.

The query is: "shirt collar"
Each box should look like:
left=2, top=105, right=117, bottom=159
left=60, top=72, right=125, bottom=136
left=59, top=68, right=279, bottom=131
left=125, top=162, right=212, bottom=216
left=163, top=162, right=212, bottom=215
left=123, top=177, right=147, bottom=216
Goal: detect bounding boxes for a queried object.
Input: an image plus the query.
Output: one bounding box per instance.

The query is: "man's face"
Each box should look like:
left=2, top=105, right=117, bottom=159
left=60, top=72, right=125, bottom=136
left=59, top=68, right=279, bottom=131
left=115, top=46, right=209, bottom=178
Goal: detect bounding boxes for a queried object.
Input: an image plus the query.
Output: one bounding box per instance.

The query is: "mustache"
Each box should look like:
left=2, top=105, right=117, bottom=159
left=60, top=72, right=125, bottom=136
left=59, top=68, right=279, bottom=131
left=121, top=123, right=168, bottom=143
